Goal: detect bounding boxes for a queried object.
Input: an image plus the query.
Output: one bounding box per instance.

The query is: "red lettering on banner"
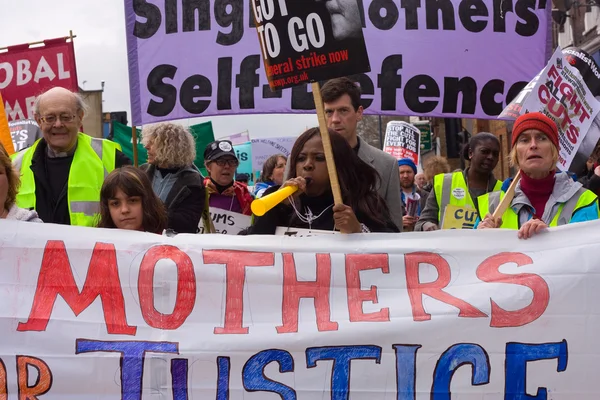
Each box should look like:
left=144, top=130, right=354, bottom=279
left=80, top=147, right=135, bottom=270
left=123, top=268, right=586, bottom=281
left=138, top=245, right=197, bottom=330
left=203, top=250, right=275, bottom=334
left=545, top=64, right=591, bottom=124
left=538, top=84, right=550, bottom=104
left=567, top=124, right=580, bottom=144
left=540, top=82, right=581, bottom=144
left=553, top=74, right=564, bottom=91
left=405, top=252, right=487, bottom=321
left=17, top=241, right=136, bottom=335
left=559, top=80, right=574, bottom=100
left=277, top=253, right=338, bottom=333
left=476, top=252, right=549, bottom=327
left=570, top=94, right=583, bottom=114
left=547, top=97, right=571, bottom=127
left=17, top=356, right=52, bottom=400
left=345, top=254, right=390, bottom=322
left=558, top=109, right=573, bottom=130
left=577, top=105, right=591, bottom=123
left=548, top=64, right=559, bottom=80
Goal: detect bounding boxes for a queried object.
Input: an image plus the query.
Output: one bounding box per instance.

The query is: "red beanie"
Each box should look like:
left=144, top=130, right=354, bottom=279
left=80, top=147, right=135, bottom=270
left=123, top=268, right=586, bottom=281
left=511, top=112, right=559, bottom=149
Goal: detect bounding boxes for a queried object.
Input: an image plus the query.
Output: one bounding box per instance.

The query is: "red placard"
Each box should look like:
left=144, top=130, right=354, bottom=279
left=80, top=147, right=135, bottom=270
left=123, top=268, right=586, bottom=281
left=0, top=37, right=78, bottom=122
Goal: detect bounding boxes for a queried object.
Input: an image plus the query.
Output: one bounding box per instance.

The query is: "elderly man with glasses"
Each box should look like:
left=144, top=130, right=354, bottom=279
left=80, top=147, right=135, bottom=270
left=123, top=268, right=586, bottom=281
left=11, top=87, right=131, bottom=226
left=203, top=140, right=253, bottom=219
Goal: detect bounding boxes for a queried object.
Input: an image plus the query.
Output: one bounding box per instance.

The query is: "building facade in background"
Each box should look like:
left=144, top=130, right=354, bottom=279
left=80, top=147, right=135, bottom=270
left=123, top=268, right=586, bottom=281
left=80, top=88, right=103, bottom=138
left=556, top=0, right=600, bottom=57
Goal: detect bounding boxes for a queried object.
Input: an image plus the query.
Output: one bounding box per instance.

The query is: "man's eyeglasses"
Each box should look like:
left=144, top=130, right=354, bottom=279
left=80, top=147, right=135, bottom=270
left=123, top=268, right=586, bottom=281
left=214, top=158, right=239, bottom=167
left=39, top=114, right=77, bottom=124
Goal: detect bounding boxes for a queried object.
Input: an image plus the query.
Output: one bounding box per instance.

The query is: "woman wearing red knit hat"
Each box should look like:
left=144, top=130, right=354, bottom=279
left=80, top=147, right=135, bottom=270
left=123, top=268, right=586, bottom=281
left=477, top=112, right=599, bottom=239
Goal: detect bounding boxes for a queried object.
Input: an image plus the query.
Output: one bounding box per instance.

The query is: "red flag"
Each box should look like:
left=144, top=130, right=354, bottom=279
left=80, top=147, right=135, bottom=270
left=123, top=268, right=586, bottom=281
left=0, top=37, right=78, bottom=123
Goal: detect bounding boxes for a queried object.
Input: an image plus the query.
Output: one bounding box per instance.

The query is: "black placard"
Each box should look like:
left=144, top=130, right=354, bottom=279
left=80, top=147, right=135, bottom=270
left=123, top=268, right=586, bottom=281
left=251, top=0, right=371, bottom=90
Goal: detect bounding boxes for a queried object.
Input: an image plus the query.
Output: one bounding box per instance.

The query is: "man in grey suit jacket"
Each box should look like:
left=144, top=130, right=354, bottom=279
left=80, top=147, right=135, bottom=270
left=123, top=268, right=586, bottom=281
left=320, top=78, right=403, bottom=231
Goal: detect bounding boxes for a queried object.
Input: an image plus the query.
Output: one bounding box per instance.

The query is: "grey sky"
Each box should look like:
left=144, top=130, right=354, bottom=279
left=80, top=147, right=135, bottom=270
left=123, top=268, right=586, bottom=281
left=0, top=0, right=318, bottom=139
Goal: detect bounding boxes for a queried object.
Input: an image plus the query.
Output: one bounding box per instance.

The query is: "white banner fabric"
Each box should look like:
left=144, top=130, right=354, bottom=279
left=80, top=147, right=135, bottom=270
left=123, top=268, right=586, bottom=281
left=0, top=220, right=599, bottom=398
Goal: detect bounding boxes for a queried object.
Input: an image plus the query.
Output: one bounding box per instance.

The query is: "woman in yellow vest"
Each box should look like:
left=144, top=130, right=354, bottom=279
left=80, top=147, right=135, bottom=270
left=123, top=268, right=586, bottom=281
left=415, top=133, right=502, bottom=231
left=478, top=112, right=599, bottom=239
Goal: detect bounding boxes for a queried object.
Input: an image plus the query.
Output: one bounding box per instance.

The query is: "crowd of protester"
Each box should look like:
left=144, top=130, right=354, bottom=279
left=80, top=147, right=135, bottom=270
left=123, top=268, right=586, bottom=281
left=2, top=79, right=599, bottom=240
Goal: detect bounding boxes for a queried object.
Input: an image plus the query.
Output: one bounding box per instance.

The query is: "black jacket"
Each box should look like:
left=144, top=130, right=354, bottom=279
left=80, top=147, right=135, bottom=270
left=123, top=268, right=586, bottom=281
left=579, top=171, right=600, bottom=197
left=141, top=164, right=206, bottom=234
left=245, top=186, right=399, bottom=235
left=27, top=139, right=131, bottom=225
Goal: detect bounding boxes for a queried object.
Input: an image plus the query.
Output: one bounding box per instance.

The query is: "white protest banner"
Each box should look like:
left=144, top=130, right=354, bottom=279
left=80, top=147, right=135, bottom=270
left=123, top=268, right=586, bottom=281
left=383, top=121, right=420, bottom=164
left=199, top=207, right=252, bottom=234
left=523, top=48, right=600, bottom=169
left=502, top=47, right=600, bottom=170
left=251, top=136, right=296, bottom=173
left=500, top=69, right=545, bottom=120
left=1, top=219, right=600, bottom=397
left=562, top=48, right=600, bottom=172
left=274, top=226, right=339, bottom=237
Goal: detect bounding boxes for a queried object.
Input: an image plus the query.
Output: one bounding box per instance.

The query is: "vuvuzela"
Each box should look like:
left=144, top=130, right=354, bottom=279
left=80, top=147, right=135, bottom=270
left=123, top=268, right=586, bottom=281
left=251, top=185, right=298, bottom=216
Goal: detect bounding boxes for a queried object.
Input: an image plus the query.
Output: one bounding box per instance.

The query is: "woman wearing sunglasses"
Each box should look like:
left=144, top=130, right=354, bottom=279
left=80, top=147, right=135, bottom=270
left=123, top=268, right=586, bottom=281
left=203, top=140, right=253, bottom=218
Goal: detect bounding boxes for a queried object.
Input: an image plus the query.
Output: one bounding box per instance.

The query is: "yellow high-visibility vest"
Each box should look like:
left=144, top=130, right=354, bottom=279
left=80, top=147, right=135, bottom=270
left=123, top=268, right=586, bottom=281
left=477, top=188, right=598, bottom=228
left=434, top=171, right=502, bottom=221
left=12, top=133, right=121, bottom=226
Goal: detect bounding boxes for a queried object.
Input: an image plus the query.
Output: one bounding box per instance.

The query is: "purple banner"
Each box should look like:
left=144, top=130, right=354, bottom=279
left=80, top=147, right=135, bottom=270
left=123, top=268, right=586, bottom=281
left=125, top=0, right=551, bottom=125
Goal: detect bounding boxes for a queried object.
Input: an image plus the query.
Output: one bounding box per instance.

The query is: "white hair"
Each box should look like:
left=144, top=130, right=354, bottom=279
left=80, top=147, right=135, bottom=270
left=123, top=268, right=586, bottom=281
left=33, top=88, right=88, bottom=115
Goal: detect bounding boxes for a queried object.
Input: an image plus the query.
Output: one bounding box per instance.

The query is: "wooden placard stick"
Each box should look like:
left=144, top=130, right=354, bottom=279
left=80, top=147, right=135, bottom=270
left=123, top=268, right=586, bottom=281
left=311, top=82, right=343, bottom=206
left=132, top=125, right=139, bottom=167
left=492, top=170, right=521, bottom=219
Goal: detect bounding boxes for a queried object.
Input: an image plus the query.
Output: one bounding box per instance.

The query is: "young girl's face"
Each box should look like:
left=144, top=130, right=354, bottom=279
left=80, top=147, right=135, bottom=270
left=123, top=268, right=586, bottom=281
left=108, top=188, right=144, bottom=231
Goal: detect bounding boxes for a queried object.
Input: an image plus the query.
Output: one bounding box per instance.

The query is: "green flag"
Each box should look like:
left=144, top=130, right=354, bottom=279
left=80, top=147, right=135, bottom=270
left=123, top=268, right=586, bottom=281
left=112, top=121, right=148, bottom=164
left=111, top=120, right=214, bottom=175
left=189, top=121, right=215, bottom=177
